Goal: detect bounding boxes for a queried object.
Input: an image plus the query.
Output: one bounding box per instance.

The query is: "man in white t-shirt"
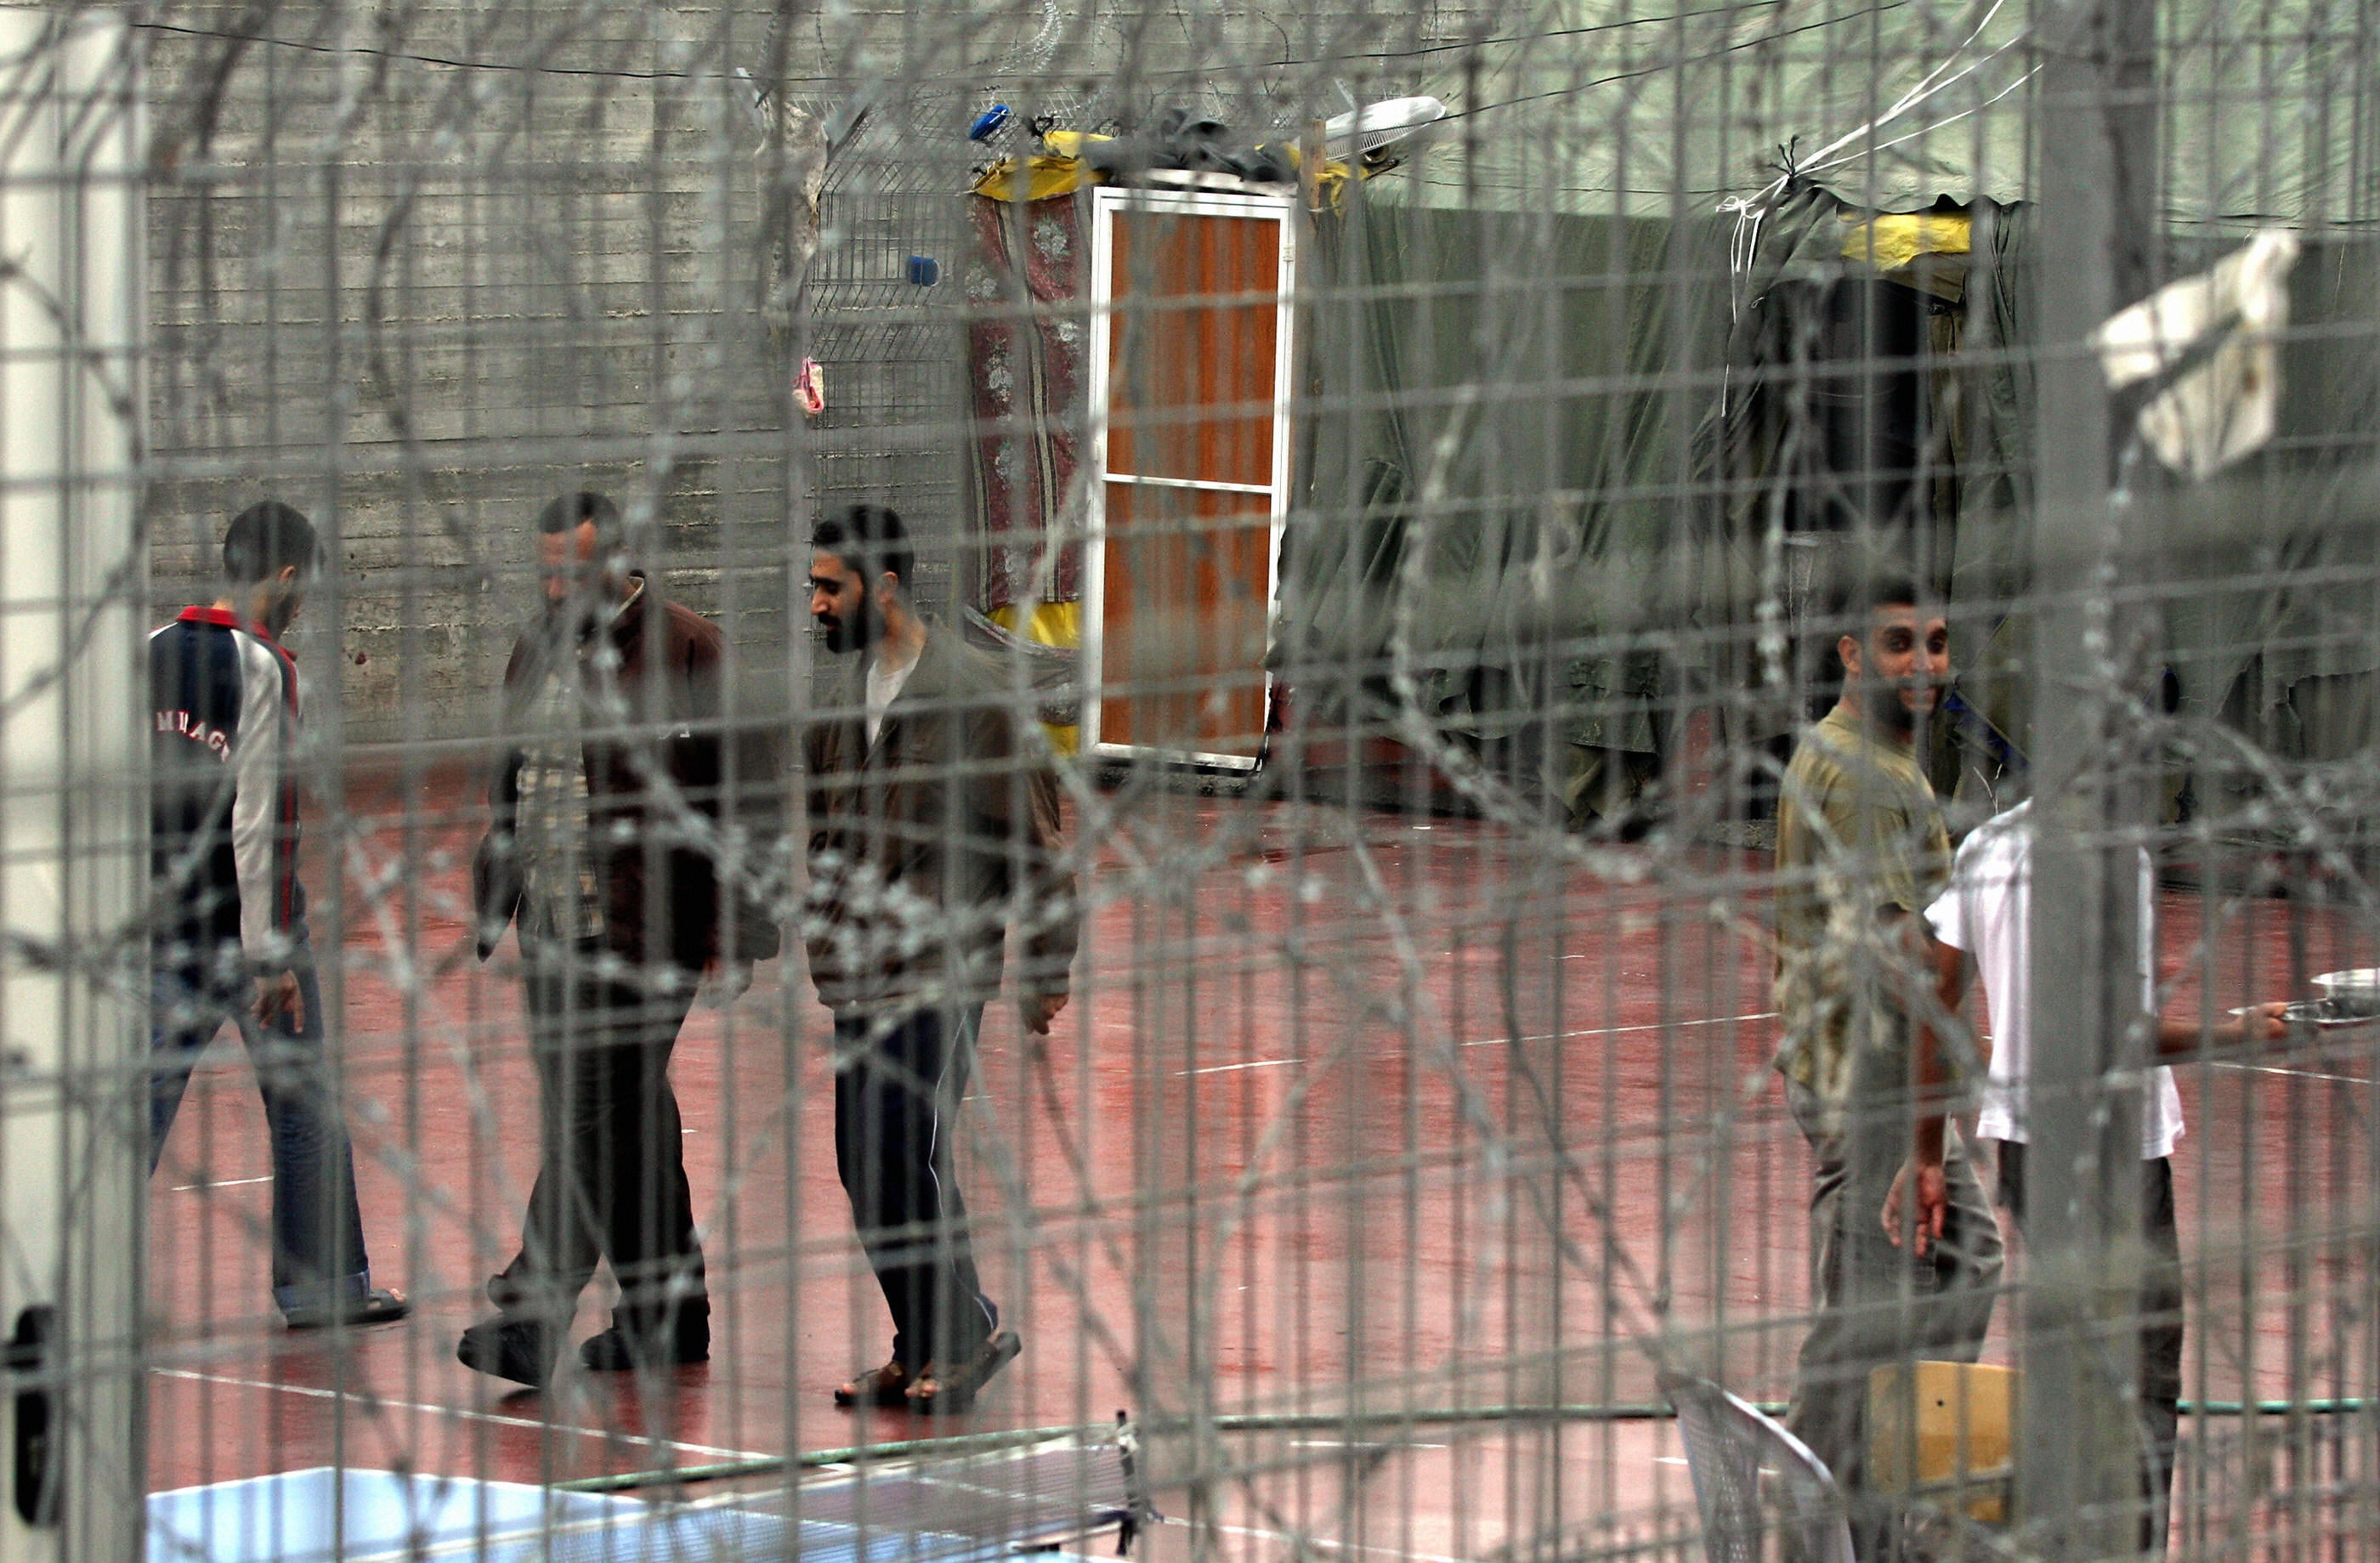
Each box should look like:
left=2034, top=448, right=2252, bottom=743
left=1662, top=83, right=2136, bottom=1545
left=1892, top=797, right=2286, bottom=1552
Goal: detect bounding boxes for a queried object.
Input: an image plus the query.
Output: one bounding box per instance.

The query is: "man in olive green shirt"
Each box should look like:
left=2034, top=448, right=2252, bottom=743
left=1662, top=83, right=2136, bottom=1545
left=1772, top=575, right=2003, bottom=1552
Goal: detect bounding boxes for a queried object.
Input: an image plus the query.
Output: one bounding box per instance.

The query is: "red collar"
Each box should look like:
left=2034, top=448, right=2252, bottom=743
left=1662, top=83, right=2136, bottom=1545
left=178, top=604, right=288, bottom=652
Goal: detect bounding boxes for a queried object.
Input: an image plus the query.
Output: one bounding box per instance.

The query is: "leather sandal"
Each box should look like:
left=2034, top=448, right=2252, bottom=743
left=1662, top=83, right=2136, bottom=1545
left=285, top=1287, right=411, bottom=1332
left=907, top=1329, right=1020, bottom=1415
left=834, top=1356, right=913, bottom=1408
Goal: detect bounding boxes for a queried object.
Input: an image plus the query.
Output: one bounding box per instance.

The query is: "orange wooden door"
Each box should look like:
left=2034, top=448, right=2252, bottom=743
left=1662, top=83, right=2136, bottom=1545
left=1092, top=195, right=1289, bottom=763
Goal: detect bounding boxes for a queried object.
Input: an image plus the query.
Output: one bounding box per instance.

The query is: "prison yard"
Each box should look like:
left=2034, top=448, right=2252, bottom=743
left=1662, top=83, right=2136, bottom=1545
left=149, top=781, right=2380, bottom=1560
left=0, top=2, right=2377, bottom=1562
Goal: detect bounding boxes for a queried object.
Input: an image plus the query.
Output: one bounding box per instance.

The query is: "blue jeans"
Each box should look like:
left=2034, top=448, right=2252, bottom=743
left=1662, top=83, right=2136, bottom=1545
left=150, top=928, right=373, bottom=1317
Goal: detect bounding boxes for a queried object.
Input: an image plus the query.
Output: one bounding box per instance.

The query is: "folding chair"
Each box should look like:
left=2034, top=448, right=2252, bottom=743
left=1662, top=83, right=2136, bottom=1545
left=1662, top=1372, right=1856, bottom=1563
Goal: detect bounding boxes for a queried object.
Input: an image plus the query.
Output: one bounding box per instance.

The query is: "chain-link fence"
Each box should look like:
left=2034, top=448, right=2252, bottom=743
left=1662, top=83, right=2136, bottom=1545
left=0, top=0, right=2375, bottom=1559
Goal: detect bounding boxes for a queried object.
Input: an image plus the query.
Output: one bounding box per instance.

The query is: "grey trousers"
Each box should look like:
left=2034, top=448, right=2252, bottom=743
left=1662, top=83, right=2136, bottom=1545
left=1785, top=1074, right=2006, bottom=1555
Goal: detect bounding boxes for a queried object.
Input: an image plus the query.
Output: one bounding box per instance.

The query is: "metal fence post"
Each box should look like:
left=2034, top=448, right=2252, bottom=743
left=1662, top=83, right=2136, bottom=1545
left=0, top=14, right=145, bottom=1562
left=2023, top=0, right=2162, bottom=1553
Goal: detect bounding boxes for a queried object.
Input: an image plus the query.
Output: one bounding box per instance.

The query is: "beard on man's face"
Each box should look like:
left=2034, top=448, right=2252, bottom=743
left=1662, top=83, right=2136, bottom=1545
left=1846, top=660, right=1928, bottom=732
left=259, top=590, right=303, bottom=640
left=1878, top=677, right=1939, bottom=733
left=544, top=577, right=606, bottom=633
left=814, top=583, right=876, bottom=654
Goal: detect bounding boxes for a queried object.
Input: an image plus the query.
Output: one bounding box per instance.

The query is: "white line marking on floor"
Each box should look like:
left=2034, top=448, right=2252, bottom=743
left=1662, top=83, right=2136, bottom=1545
left=1463, top=1011, right=1778, bottom=1047
left=2210, top=1061, right=2370, bottom=1085
left=1180, top=1518, right=1470, bottom=1563
left=1176, top=1012, right=1781, bottom=1075
left=172, top=1176, right=272, bottom=1192
left=153, top=1368, right=771, bottom=1463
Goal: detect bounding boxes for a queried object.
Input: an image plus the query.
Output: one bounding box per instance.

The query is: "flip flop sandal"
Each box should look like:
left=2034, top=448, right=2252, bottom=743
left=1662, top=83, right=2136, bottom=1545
left=908, top=1329, right=1020, bottom=1415
left=286, top=1287, right=411, bottom=1332
left=834, top=1357, right=914, bottom=1408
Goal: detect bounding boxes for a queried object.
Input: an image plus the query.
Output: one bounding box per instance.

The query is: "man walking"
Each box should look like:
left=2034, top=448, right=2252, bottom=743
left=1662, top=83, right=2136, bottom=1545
left=803, top=504, right=1078, bottom=1413
left=1894, top=797, right=2287, bottom=1552
left=150, top=500, right=410, bottom=1329
left=458, top=490, right=779, bottom=1387
left=1770, top=572, right=2002, bottom=1551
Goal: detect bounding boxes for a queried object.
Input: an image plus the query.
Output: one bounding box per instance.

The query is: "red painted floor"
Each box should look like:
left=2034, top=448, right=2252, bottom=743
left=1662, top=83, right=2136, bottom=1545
left=144, top=769, right=2380, bottom=1555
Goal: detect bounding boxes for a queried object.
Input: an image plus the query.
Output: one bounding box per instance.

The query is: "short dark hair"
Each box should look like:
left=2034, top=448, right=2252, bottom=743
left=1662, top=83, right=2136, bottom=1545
left=811, top=504, right=913, bottom=588
left=536, top=490, right=623, bottom=546
left=1830, top=569, right=1930, bottom=625
left=222, top=501, right=319, bottom=585
left=1820, top=568, right=1935, bottom=693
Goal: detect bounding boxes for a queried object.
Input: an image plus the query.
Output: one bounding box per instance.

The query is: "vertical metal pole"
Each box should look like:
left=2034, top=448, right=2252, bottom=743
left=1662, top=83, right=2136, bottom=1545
left=0, top=14, right=144, bottom=1563
left=2024, top=0, right=2160, bottom=1553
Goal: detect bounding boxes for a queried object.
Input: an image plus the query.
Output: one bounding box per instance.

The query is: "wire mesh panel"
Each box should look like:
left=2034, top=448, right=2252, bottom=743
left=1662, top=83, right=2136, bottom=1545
left=0, top=0, right=2369, bottom=1560
left=0, top=14, right=146, bottom=1561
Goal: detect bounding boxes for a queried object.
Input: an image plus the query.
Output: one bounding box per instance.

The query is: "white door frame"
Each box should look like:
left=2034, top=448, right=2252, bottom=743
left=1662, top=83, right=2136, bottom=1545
left=1082, top=185, right=1296, bottom=769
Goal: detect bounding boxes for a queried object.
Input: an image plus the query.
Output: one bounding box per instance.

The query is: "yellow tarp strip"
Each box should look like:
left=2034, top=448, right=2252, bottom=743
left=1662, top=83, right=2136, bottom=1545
left=988, top=600, right=1083, bottom=755
left=970, top=154, right=1103, bottom=202
left=1839, top=212, right=1972, bottom=271
left=969, top=135, right=1359, bottom=207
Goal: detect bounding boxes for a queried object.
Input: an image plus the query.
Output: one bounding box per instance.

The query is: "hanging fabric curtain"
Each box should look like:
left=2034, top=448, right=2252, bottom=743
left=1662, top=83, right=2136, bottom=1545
left=964, top=190, right=1091, bottom=614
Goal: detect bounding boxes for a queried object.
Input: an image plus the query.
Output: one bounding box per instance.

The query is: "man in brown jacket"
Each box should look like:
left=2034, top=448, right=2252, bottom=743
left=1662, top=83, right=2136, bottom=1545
left=805, top=503, right=1078, bottom=1413
left=459, top=491, right=780, bottom=1387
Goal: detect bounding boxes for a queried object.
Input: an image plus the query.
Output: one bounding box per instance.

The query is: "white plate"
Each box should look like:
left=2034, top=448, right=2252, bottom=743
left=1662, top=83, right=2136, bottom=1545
left=2313, top=968, right=2380, bottom=1006
left=2233, top=1003, right=2377, bottom=1029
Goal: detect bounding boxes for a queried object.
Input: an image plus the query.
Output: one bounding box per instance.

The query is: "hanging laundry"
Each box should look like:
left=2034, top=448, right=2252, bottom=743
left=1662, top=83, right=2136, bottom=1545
left=2091, top=229, right=2300, bottom=480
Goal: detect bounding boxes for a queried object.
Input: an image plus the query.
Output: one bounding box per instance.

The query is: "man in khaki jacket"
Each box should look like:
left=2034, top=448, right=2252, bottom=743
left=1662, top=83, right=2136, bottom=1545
left=803, top=503, right=1078, bottom=1413
left=1771, top=572, right=2000, bottom=1555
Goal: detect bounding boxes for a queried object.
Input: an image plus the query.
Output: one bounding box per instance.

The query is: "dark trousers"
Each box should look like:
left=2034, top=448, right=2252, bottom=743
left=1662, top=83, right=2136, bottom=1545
left=497, top=953, right=707, bottom=1334
left=833, top=1005, right=999, bottom=1370
left=150, top=932, right=373, bottom=1317
left=1994, top=1142, right=2184, bottom=1555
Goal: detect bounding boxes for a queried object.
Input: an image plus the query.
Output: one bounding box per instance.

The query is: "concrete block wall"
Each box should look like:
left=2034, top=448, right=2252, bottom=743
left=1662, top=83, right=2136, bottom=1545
left=141, top=1, right=1491, bottom=745
left=144, top=3, right=796, bottom=746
